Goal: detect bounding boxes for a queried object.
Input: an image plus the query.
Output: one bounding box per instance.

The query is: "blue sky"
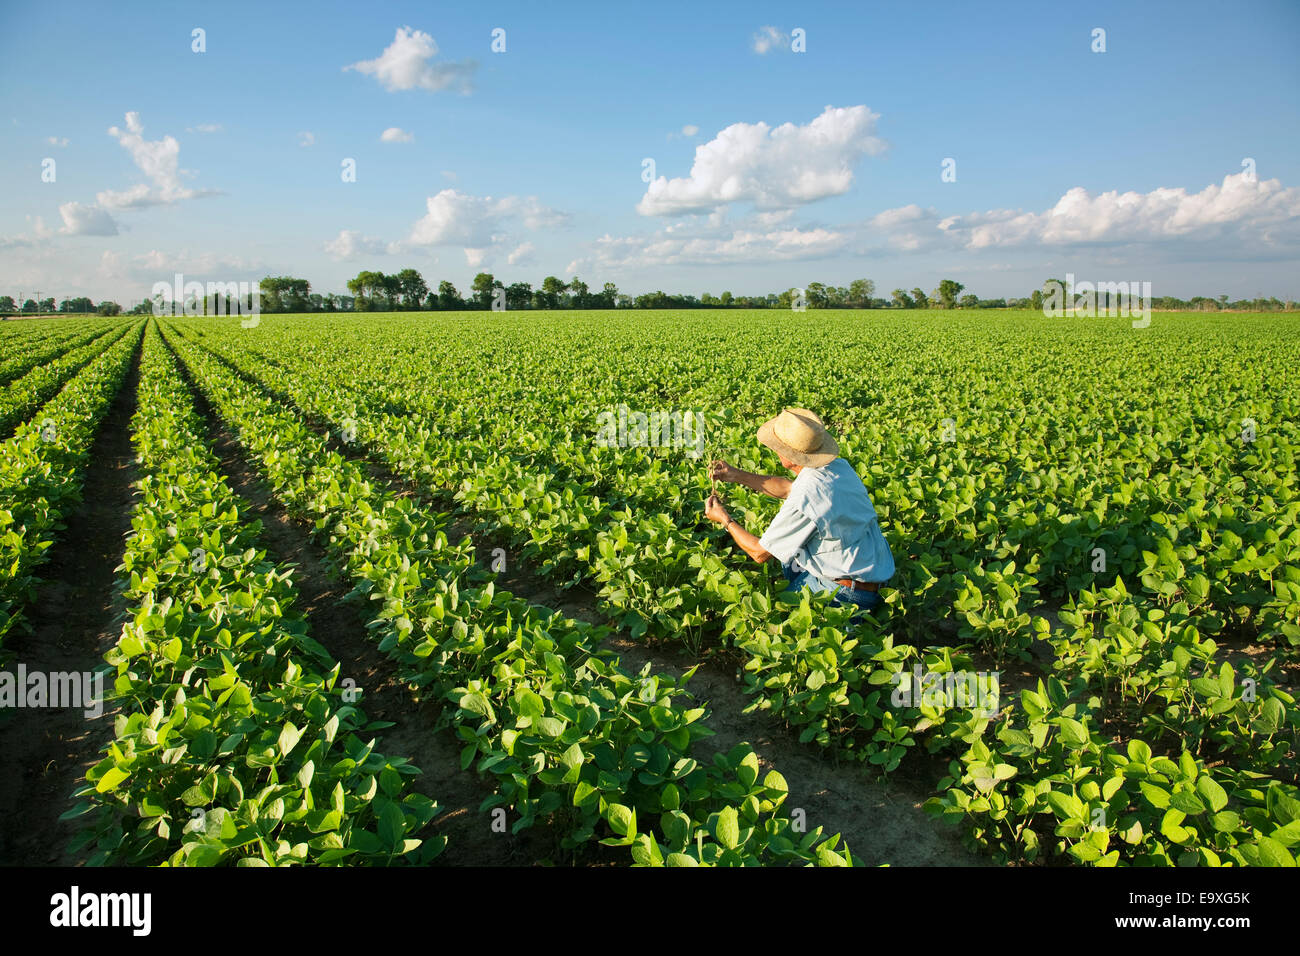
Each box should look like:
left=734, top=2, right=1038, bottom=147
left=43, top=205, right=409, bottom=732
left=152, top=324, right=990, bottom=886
left=2, top=0, right=1299, bottom=307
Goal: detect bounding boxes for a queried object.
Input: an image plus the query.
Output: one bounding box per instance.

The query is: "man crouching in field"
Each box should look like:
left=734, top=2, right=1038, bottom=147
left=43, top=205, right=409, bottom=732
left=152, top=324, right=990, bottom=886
left=704, top=408, right=894, bottom=615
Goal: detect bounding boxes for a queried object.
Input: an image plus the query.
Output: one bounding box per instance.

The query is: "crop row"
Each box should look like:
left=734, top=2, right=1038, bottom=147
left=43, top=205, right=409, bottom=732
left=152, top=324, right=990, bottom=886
left=0, top=321, right=144, bottom=647
left=0, top=321, right=135, bottom=439
left=0, top=318, right=121, bottom=387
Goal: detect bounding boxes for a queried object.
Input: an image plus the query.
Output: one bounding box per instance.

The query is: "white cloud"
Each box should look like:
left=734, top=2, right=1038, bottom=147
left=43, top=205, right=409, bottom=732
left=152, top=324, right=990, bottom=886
left=98, top=250, right=124, bottom=278
left=98, top=112, right=217, bottom=208
left=682, top=124, right=699, bottom=137
left=573, top=225, right=849, bottom=272
left=752, top=26, right=785, bottom=54
left=389, top=190, right=570, bottom=268
left=47, top=136, right=69, bottom=147
left=441, top=169, right=457, bottom=180
left=406, top=189, right=568, bottom=256
left=380, top=126, right=414, bottom=143
left=408, top=190, right=503, bottom=247
left=324, top=229, right=390, bottom=260
left=187, top=123, right=222, bottom=134
left=299, top=131, right=316, bottom=147
left=637, top=105, right=887, bottom=216
left=345, top=26, right=477, bottom=93
left=507, top=241, right=535, bottom=266
left=868, top=172, right=1300, bottom=252
left=58, top=201, right=119, bottom=236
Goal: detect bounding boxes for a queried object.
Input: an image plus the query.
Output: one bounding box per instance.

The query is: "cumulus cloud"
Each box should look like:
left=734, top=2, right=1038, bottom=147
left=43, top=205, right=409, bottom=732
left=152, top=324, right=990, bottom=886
left=47, top=136, right=68, bottom=147
left=637, top=105, right=887, bottom=216
left=380, top=126, right=414, bottom=143
left=682, top=124, right=699, bottom=137
left=58, top=201, right=119, bottom=236
left=299, top=131, right=316, bottom=147
left=572, top=225, right=849, bottom=272
left=324, top=229, right=391, bottom=260
left=507, top=241, right=535, bottom=266
left=406, top=189, right=568, bottom=256
left=97, top=111, right=218, bottom=208
left=868, top=172, right=1300, bottom=252
left=345, top=26, right=477, bottom=93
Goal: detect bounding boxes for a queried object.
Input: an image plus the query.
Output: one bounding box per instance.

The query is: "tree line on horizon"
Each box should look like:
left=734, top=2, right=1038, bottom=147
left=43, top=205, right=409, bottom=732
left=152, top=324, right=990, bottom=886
left=2, top=273, right=1295, bottom=317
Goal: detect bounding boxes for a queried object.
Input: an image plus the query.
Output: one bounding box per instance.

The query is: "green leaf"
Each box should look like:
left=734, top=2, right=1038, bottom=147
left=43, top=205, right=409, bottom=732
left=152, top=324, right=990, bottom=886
left=715, top=806, right=740, bottom=849
left=1195, top=776, right=1228, bottom=813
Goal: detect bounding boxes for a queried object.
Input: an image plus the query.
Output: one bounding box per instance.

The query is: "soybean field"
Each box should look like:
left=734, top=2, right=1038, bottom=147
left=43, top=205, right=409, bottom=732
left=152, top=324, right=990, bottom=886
left=0, top=308, right=1297, bottom=868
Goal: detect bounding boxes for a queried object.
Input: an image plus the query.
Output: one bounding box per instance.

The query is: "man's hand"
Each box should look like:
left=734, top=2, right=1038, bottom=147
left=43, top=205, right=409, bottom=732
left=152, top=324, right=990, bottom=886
left=704, top=493, right=731, bottom=526
left=710, top=459, right=738, bottom=485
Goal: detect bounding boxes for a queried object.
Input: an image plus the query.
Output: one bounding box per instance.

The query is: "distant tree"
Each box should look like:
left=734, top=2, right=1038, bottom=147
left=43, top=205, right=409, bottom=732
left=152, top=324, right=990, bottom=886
left=471, top=272, right=498, bottom=309
left=96, top=300, right=122, bottom=316
left=505, top=281, right=532, bottom=311
left=259, top=276, right=311, bottom=313
left=719, top=290, right=733, bottom=307
left=437, top=280, right=462, bottom=310
left=539, top=276, right=566, bottom=309
left=22, top=299, right=37, bottom=313
left=347, top=271, right=386, bottom=311
left=1030, top=289, right=1044, bottom=311
left=848, top=278, right=875, bottom=308
left=937, top=279, right=964, bottom=309
left=60, top=296, right=95, bottom=313
left=567, top=276, right=590, bottom=308
left=891, top=288, right=914, bottom=309
left=958, top=293, right=980, bottom=309
left=804, top=282, right=830, bottom=308
left=0, top=295, right=15, bottom=313
left=597, top=281, right=619, bottom=308
left=396, top=268, right=428, bottom=310
left=910, top=288, right=929, bottom=309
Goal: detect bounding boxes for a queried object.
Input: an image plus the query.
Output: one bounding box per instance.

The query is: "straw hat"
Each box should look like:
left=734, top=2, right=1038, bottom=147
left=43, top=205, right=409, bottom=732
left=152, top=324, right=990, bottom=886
left=757, top=408, right=839, bottom=467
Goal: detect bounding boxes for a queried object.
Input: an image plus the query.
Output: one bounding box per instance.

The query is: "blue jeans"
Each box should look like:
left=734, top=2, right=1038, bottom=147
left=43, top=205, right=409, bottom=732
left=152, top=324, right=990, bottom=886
left=781, top=562, right=882, bottom=615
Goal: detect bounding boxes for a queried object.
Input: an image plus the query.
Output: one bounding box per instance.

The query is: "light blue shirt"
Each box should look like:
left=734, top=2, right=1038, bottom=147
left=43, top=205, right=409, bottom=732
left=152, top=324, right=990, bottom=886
left=757, top=457, right=895, bottom=584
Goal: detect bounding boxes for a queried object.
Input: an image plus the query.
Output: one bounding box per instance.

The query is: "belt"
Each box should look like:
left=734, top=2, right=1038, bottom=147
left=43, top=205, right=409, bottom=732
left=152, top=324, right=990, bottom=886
left=834, top=578, right=879, bottom=592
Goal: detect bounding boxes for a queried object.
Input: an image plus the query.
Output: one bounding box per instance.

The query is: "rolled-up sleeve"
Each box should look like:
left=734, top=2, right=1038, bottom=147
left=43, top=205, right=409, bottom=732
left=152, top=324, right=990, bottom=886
left=758, top=501, right=816, bottom=565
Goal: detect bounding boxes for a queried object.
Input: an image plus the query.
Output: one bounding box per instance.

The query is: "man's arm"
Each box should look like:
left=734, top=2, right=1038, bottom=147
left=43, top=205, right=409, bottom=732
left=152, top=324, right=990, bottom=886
left=704, top=494, right=773, bottom=563
left=723, top=517, right=772, bottom=563
left=712, top=461, right=792, bottom=499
